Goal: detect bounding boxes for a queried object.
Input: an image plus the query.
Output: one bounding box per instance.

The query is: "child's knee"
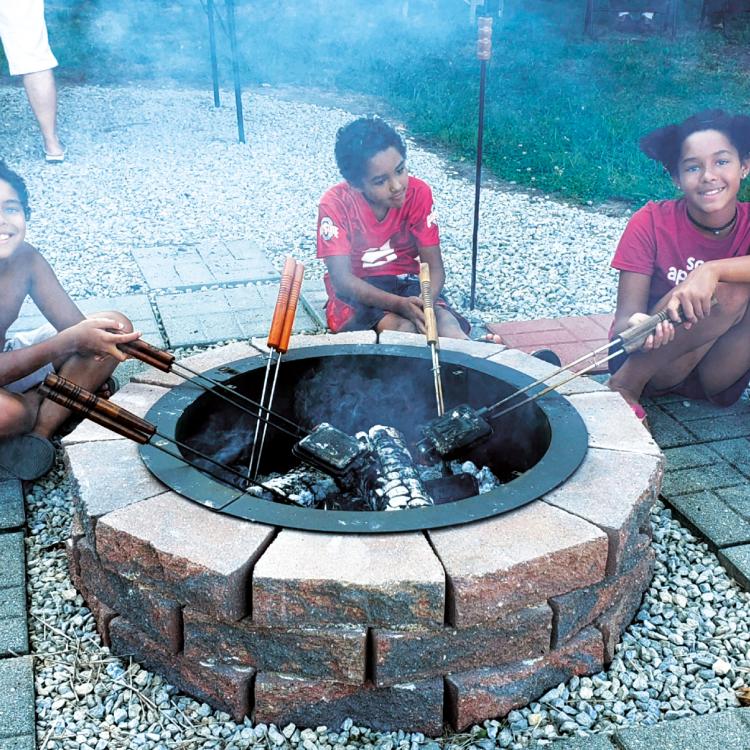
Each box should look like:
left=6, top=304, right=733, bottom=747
left=0, top=393, right=36, bottom=437
left=94, top=310, right=133, bottom=333
left=716, top=282, right=750, bottom=322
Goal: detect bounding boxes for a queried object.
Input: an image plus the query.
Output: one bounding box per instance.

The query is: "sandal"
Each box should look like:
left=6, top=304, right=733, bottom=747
left=57, top=376, right=120, bottom=437
left=0, top=434, right=56, bottom=480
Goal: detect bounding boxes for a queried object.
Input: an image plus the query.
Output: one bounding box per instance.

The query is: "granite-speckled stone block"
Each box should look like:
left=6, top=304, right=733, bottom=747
left=66, top=439, right=168, bottom=545
left=373, top=603, right=552, bottom=686
left=109, top=616, right=252, bottom=721
left=429, top=501, right=608, bottom=626
left=96, top=492, right=275, bottom=620
left=0, top=656, right=35, bottom=740
left=253, top=530, right=445, bottom=627
left=254, top=672, right=444, bottom=735
left=446, top=626, right=604, bottom=730
left=543, top=448, right=662, bottom=574
left=183, top=608, right=366, bottom=682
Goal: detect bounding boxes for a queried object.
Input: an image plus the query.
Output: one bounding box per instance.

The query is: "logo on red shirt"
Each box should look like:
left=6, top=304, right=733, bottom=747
left=319, top=216, right=339, bottom=241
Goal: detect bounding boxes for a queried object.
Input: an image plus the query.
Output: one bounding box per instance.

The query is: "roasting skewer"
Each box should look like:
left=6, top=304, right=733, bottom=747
left=118, top=338, right=306, bottom=440
left=250, top=260, right=305, bottom=479
left=419, top=262, right=445, bottom=417
left=247, top=257, right=299, bottom=478
left=418, top=300, right=715, bottom=460
left=38, top=374, right=294, bottom=504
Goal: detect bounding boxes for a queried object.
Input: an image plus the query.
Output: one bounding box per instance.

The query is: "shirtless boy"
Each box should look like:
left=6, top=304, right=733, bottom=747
left=316, top=116, right=470, bottom=337
left=0, top=161, right=140, bottom=479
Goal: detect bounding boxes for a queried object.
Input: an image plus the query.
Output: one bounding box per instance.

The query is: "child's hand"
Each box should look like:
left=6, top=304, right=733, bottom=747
left=627, top=312, right=675, bottom=351
left=66, top=318, right=141, bottom=362
left=399, top=296, right=426, bottom=333
left=669, top=265, right=719, bottom=327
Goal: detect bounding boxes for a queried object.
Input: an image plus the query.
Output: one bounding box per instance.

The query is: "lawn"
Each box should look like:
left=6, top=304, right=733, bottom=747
left=11, top=0, right=750, bottom=206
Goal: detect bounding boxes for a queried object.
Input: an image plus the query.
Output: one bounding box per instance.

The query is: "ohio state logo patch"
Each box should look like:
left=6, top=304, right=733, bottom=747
left=319, top=216, right=339, bottom=241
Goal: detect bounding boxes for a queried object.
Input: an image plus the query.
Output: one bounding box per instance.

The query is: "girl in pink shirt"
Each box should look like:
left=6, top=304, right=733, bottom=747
left=609, top=109, right=750, bottom=418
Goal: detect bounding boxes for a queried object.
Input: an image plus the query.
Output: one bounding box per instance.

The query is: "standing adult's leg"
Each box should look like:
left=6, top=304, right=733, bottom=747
left=23, top=69, right=63, bottom=158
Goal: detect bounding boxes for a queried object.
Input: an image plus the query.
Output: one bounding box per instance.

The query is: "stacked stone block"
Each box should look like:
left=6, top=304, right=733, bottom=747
left=63, top=335, right=663, bottom=734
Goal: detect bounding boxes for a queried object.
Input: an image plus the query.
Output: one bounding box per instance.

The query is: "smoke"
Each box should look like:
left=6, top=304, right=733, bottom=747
left=293, top=355, right=437, bottom=444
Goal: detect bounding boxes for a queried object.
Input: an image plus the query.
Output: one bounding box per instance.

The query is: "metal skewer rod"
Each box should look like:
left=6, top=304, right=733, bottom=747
left=117, top=338, right=306, bottom=439
left=253, top=261, right=305, bottom=478
left=419, top=262, right=445, bottom=416
left=247, top=257, right=297, bottom=477
left=483, top=297, right=717, bottom=423
left=38, top=374, right=293, bottom=504
left=481, top=299, right=712, bottom=418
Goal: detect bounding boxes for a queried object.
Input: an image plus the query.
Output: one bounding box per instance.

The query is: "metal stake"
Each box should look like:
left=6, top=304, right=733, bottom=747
left=226, top=0, right=245, bottom=143
left=206, top=0, right=220, bottom=107
left=470, top=15, right=493, bottom=310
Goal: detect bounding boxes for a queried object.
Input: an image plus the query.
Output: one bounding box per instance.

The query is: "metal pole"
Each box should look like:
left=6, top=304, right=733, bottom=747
left=226, top=0, right=246, bottom=143
left=206, top=0, right=221, bottom=107
left=469, top=16, right=493, bottom=310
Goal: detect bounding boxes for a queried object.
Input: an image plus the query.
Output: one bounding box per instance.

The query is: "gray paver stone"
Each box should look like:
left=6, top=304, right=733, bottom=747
left=0, top=617, right=28, bottom=657
left=717, top=485, right=750, bottom=520
left=718, top=545, right=750, bottom=591
left=709, top=437, right=750, bottom=479
left=155, top=285, right=320, bottom=347
left=0, top=480, right=24, bottom=530
left=616, top=708, right=750, bottom=749
left=0, top=587, right=25, bottom=620
left=668, top=491, right=750, bottom=549
left=685, top=413, right=750, bottom=442
left=662, top=443, right=723, bottom=472
left=133, top=238, right=278, bottom=289
left=0, top=656, right=35, bottom=740
left=0, top=735, right=36, bottom=749
left=662, top=460, right=746, bottom=497
left=0, top=533, right=25, bottom=588
left=659, top=396, right=750, bottom=423
left=545, top=736, right=617, bottom=749
left=646, top=407, right=697, bottom=448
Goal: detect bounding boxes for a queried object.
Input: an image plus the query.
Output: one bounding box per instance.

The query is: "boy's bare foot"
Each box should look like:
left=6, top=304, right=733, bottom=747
left=481, top=333, right=504, bottom=344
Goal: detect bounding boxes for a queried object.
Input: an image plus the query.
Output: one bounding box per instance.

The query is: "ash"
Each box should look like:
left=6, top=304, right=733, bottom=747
left=250, top=425, right=501, bottom=511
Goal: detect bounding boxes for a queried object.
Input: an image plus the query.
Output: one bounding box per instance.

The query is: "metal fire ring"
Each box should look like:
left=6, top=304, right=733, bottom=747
left=141, top=344, right=589, bottom=534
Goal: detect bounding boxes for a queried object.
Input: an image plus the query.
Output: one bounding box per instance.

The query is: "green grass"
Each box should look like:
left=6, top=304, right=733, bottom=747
left=11, top=0, right=750, bottom=205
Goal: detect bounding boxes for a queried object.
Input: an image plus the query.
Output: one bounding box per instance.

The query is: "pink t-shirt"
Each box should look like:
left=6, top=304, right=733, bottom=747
left=316, top=176, right=440, bottom=330
left=611, top=198, right=750, bottom=309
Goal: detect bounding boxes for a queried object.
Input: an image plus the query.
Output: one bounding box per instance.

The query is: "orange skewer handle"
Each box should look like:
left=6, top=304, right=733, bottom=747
left=278, top=262, right=305, bottom=354
left=268, top=256, right=297, bottom=350
left=41, top=373, right=156, bottom=442
left=118, top=339, right=175, bottom=372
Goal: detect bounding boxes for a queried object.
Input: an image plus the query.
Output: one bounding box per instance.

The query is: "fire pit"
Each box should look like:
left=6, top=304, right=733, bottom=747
left=64, top=331, right=663, bottom=734
left=140, top=342, right=588, bottom=532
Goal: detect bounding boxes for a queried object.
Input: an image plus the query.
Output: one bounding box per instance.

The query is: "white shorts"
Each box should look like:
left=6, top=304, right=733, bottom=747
left=3, top=322, right=57, bottom=394
left=0, top=0, right=58, bottom=76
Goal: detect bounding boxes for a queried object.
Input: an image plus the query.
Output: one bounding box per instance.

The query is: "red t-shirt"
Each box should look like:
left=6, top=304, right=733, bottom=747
left=611, top=198, right=750, bottom=309
left=316, top=176, right=440, bottom=331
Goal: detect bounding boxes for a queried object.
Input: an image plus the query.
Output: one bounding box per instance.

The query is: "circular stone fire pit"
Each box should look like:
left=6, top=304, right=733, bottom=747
left=63, top=331, right=664, bottom=735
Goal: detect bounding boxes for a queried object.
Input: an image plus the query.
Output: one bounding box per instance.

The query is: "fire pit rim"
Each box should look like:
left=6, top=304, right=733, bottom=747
left=140, top=343, right=589, bottom=533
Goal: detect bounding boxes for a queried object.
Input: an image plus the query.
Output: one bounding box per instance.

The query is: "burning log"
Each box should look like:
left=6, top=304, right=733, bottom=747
left=368, top=425, right=432, bottom=510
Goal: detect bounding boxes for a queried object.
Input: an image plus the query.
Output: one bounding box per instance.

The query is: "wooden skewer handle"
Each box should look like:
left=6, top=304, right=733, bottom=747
left=619, top=294, right=719, bottom=354
left=278, top=262, right=305, bottom=354
left=268, top=256, right=297, bottom=350
left=40, top=373, right=156, bottom=443
left=419, top=263, right=439, bottom=345
left=118, top=339, right=175, bottom=372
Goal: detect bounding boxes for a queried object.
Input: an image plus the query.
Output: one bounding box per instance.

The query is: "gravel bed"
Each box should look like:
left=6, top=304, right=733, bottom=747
left=3, top=83, right=745, bottom=748
left=0, top=82, right=627, bottom=324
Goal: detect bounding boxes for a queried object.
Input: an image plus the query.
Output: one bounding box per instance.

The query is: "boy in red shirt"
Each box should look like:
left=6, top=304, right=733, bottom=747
left=0, top=161, right=140, bottom=479
left=316, top=116, right=469, bottom=337
left=608, top=109, right=750, bottom=419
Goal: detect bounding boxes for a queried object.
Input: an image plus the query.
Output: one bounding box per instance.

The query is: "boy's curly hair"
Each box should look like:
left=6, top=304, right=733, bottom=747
left=640, top=109, right=750, bottom=177
left=0, top=161, right=31, bottom=219
left=334, top=116, right=407, bottom=187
